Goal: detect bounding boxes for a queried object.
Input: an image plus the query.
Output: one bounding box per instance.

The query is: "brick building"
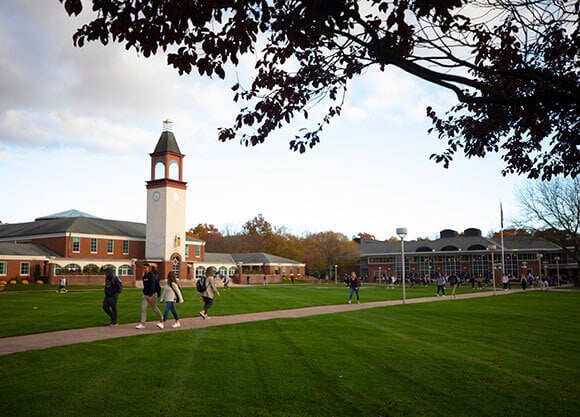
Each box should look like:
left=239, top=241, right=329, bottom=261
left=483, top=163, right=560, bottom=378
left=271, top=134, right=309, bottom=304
left=0, top=121, right=304, bottom=287
left=356, top=228, right=577, bottom=285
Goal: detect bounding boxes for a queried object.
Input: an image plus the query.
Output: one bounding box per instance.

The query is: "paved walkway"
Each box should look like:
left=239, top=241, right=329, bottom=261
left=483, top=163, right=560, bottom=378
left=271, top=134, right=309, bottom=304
left=0, top=290, right=518, bottom=356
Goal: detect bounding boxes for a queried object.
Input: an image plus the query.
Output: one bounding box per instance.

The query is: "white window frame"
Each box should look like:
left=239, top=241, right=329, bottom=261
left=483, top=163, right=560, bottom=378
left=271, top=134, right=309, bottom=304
left=20, top=262, right=30, bottom=276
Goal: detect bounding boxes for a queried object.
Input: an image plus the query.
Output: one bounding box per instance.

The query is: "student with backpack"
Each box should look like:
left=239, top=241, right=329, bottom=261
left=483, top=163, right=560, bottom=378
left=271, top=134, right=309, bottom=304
left=198, top=268, right=220, bottom=319
left=103, top=267, right=122, bottom=326
left=135, top=263, right=163, bottom=329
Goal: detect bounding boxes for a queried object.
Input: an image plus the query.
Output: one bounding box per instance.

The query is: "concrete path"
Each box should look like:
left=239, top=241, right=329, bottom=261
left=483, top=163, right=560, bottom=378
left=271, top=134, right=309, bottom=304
left=0, top=289, right=519, bottom=356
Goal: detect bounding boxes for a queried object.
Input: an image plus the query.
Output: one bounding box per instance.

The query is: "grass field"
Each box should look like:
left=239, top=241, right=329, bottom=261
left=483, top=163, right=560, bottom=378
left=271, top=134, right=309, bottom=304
left=0, top=285, right=578, bottom=416
left=0, top=282, right=489, bottom=338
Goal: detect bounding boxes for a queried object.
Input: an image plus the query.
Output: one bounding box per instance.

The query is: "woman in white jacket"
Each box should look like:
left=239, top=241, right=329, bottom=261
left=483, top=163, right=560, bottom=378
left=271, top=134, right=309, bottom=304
left=157, top=271, right=184, bottom=329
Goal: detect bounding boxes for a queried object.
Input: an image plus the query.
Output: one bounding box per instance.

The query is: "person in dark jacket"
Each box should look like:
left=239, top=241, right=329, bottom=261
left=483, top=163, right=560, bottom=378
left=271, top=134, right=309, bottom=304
left=347, top=271, right=361, bottom=304
left=103, top=267, right=121, bottom=326
left=136, top=263, right=163, bottom=329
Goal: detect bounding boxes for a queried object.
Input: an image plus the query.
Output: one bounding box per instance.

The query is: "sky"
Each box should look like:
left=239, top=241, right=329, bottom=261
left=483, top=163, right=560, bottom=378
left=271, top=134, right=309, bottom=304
left=0, top=1, right=527, bottom=241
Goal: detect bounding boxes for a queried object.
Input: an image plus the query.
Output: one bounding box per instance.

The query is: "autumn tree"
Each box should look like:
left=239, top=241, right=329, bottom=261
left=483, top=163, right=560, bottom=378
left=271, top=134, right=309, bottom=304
left=189, top=223, right=222, bottom=239
left=302, top=231, right=361, bottom=278
left=356, top=232, right=376, bottom=240
left=240, top=214, right=274, bottom=252
left=514, top=177, right=580, bottom=284
left=61, top=0, right=579, bottom=179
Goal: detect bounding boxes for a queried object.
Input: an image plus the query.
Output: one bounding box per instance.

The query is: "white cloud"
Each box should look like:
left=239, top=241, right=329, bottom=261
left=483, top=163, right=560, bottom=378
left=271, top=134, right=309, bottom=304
left=0, top=0, right=526, bottom=242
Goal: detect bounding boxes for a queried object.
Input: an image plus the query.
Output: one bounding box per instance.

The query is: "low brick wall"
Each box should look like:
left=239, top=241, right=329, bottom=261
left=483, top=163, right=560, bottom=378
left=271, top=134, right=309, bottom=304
left=50, top=275, right=135, bottom=288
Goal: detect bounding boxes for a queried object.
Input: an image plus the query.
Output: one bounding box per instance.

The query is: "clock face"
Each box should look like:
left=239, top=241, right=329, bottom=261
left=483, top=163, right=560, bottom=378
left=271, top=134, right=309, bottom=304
left=153, top=191, right=160, bottom=201
left=173, top=192, right=180, bottom=202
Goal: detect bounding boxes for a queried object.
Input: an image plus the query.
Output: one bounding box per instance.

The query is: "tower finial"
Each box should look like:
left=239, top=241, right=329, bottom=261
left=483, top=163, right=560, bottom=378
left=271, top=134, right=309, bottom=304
left=163, top=119, right=173, bottom=132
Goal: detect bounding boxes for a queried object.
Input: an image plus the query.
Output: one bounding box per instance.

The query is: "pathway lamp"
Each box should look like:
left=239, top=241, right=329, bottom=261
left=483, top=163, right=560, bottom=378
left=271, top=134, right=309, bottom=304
left=396, top=228, right=407, bottom=305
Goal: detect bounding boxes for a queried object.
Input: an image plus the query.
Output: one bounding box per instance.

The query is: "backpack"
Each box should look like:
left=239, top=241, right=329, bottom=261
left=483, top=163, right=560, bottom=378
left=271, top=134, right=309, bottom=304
left=116, top=276, right=123, bottom=293
left=196, top=276, right=207, bottom=293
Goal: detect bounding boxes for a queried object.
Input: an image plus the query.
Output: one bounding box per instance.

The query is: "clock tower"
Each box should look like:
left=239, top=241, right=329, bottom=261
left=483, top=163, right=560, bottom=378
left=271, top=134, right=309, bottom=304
left=145, top=119, right=187, bottom=278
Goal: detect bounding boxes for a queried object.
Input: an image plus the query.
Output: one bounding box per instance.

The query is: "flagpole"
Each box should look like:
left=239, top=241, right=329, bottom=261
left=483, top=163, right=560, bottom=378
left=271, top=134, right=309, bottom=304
left=500, top=202, right=506, bottom=284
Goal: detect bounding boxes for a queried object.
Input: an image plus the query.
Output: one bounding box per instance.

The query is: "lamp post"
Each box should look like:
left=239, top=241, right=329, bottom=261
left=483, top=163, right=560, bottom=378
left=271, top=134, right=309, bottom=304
left=488, top=245, right=497, bottom=295
left=334, top=264, right=338, bottom=285
left=396, top=228, right=407, bottom=304
left=237, top=262, right=243, bottom=284
left=554, top=256, right=560, bottom=287
left=536, top=253, right=543, bottom=281
left=378, top=266, right=382, bottom=283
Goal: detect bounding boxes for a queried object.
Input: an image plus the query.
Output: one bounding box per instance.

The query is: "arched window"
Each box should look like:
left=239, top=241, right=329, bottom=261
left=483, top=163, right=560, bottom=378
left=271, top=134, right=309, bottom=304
left=172, top=256, right=181, bottom=279
left=154, top=161, right=165, bottom=180
left=441, top=245, right=460, bottom=251
left=118, top=264, right=132, bottom=276
left=169, top=160, right=179, bottom=180
left=416, top=246, right=434, bottom=252
left=468, top=244, right=487, bottom=251
left=102, top=264, right=116, bottom=274
left=195, top=266, right=206, bottom=278
left=228, top=267, right=237, bottom=277
left=83, top=264, right=99, bottom=274
left=218, top=266, right=228, bottom=277
left=64, top=263, right=81, bottom=273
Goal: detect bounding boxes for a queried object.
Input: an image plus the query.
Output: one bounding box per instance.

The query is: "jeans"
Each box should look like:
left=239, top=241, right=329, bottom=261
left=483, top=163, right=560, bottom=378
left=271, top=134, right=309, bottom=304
left=162, top=301, right=179, bottom=322
left=348, top=287, right=360, bottom=301
left=202, top=296, right=214, bottom=312
left=140, top=293, right=163, bottom=324
left=437, top=285, right=445, bottom=295
left=103, top=293, right=119, bottom=324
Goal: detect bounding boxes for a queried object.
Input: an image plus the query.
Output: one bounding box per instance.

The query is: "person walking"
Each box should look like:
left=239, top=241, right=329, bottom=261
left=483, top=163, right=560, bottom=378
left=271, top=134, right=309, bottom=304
left=436, top=274, right=446, bottom=297
left=158, top=271, right=184, bottom=329
left=448, top=273, right=458, bottom=299
left=502, top=274, right=509, bottom=291
left=199, top=268, right=220, bottom=319
left=136, top=263, right=163, bottom=329
left=347, top=271, right=361, bottom=304
left=57, top=276, right=68, bottom=293
left=103, top=267, right=122, bottom=326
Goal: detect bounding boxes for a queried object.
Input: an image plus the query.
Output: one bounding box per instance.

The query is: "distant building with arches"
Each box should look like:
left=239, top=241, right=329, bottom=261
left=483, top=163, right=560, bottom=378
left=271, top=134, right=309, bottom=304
left=355, top=228, right=577, bottom=285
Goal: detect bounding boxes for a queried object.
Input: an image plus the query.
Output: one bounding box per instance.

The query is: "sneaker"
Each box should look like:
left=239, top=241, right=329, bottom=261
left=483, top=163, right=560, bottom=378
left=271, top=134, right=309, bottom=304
left=156, top=322, right=164, bottom=329
left=109, top=323, right=119, bottom=327
left=135, top=324, right=146, bottom=329
left=347, top=300, right=352, bottom=304
left=172, top=322, right=181, bottom=328
left=357, top=301, right=360, bottom=304
left=199, top=311, right=206, bottom=319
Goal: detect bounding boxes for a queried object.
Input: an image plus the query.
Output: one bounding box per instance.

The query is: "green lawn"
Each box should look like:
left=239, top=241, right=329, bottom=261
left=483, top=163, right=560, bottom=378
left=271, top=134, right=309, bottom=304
left=0, top=286, right=578, bottom=417
left=0, top=282, right=488, bottom=338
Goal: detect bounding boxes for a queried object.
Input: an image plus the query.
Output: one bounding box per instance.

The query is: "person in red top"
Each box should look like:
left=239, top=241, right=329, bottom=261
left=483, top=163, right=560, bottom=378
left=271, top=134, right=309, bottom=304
left=347, top=271, right=361, bottom=305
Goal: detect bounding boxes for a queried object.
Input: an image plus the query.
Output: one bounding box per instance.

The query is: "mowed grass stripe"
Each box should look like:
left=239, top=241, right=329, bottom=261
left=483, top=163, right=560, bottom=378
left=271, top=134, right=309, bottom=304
left=0, top=289, right=577, bottom=416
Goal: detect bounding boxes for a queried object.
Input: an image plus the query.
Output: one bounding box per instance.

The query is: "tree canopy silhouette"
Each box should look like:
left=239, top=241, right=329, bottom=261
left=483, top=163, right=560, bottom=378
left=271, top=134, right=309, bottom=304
left=60, top=0, right=579, bottom=179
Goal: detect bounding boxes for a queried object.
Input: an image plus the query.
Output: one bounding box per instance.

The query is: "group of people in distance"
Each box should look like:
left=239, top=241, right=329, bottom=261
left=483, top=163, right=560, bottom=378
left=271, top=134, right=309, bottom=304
left=345, top=271, right=463, bottom=303
left=100, top=263, right=220, bottom=329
